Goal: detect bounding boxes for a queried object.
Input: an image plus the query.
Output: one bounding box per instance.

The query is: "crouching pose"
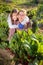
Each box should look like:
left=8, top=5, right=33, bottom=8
left=7, top=9, right=19, bottom=41
left=7, top=9, right=31, bottom=41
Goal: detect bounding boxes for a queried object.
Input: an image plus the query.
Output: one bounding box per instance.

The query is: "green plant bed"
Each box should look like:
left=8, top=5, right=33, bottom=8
left=8, top=29, right=43, bottom=65
left=0, top=13, right=9, bottom=41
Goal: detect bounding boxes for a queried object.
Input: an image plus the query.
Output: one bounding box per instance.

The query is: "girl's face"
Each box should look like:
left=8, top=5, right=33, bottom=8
left=12, top=13, right=17, bottom=21
left=18, top=12, right=26, bottom=23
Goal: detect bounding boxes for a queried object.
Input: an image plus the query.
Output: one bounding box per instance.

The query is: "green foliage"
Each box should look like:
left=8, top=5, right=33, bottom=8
left=0, top=3, right=10, bottom=13
left=27, top=8, right=37, bottom=19
left=37, top=4, right=43, bottom=20
left=9, top=30, right=43, bottom=64
left=39, top=60, right=43, bottom=65
left=32, top=21, right=38, bottom=33
left=0, top=42, right=8, bottom=49
left=0, top=13, right=9, bottom=41
left=27, top=4, right=43, bottom=24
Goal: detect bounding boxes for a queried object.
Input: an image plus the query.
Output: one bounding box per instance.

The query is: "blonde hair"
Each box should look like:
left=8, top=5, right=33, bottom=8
left=19, top=9, right=27, bottom=15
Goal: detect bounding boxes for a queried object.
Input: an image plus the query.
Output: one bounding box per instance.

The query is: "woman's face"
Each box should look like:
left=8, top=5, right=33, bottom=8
left=12, top=13, right=17, bottom=21
left=18, top=12, right=25, bottom=23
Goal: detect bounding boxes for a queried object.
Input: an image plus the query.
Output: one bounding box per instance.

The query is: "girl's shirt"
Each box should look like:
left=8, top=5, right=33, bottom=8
left=7, top=14, right=18, bottom=28
left=7, top=14, right=31, bottom=29
left=21, top=16, right=29, bottom=25
left=18, top=16, right=30, bottom=29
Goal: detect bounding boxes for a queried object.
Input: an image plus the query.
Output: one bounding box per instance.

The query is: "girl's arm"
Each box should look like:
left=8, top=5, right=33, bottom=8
left=23, top=21, right=32, bottom=31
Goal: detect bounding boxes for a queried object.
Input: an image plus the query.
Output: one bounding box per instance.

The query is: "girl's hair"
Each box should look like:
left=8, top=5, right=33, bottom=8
left=11, top=9, right=18, bottom=14
left=10, top=9, right=18, bottom=24
left=18, top=9, right=27, bottom=15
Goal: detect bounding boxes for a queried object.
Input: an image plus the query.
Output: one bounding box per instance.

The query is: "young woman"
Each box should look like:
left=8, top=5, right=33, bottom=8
left=7, top=9, right=19, bottom=41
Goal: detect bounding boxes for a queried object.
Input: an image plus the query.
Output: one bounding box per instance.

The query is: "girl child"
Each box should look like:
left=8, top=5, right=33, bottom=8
left=7, top=9, right=19, bottom=41
left=18, top=9, right=31, bottom=30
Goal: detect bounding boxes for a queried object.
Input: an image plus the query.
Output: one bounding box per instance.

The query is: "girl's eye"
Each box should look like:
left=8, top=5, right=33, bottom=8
left=19, top=14, right=24, bottom=16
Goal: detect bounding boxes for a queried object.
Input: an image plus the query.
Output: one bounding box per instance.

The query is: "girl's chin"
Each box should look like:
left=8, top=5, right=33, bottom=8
left=14, top=20, right=17, bottom=21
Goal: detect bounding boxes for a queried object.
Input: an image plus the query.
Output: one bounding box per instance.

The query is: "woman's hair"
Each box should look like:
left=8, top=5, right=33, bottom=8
left=10, top=9, right=18, bottom=24
left=18, top=9, right=27, bottom=15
